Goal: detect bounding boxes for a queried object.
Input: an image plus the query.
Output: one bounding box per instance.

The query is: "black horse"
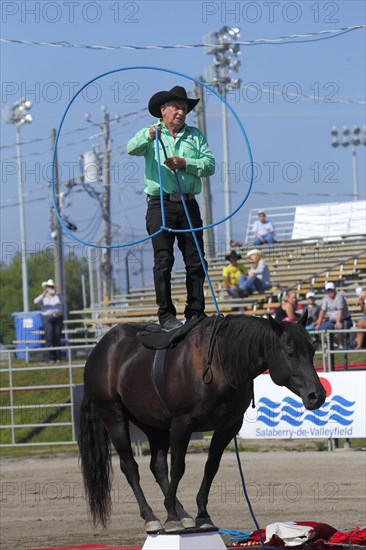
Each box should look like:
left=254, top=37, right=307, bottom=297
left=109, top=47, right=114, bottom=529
left=78, top=312, right=326, bottom=534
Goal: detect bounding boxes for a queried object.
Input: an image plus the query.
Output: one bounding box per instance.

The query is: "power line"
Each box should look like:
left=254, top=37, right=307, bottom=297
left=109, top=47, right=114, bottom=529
left=1, top=110, right=149, bottom=165
left=1, top=108, right=149, bottom=160
left=0, top=124, right=94, bottom=149
left=1, top=25, right=364, bottom=51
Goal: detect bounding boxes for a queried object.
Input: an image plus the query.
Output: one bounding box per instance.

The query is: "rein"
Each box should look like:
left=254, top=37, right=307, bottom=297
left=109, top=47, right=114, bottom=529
left=203, top=314, right=226, bottom=384
left=208, top=316, right=255, bottom=408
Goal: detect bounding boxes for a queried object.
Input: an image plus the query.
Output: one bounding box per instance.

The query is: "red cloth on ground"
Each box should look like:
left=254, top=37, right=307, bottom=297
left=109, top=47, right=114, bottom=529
left=329, top=526, right=366, bottom=545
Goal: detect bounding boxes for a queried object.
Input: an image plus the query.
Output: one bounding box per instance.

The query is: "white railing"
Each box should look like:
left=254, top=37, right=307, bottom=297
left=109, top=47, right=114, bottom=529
left=244, top=201, right=366, bottom=242
left=245, top=204, right=298, bottom=242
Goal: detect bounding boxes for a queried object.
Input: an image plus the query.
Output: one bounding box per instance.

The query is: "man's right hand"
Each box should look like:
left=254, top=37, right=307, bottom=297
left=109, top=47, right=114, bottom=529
left=149, top=126, right=161, bottom=140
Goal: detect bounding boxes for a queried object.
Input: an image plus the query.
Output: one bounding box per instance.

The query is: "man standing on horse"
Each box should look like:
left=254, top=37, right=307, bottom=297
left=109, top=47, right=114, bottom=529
left=127, top=86, right=215, bottom=331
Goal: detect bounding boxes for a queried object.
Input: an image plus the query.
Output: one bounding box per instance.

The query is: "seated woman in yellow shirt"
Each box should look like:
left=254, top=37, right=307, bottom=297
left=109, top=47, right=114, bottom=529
left=222, top=251, right=248, bottom=298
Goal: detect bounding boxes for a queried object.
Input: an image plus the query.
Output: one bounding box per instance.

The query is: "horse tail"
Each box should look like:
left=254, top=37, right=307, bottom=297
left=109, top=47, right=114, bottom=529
left=78, top=390, right=112, bottom=528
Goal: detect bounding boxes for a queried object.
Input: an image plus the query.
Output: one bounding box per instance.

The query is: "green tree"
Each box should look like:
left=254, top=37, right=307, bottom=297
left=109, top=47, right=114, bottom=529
left=0, top=252, right=89, bottom=343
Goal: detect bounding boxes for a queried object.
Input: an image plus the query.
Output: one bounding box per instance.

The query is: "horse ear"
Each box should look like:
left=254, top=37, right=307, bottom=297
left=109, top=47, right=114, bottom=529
left=268, top=315, right=283, bottom=335
left=298, top=309, right=308, bottom=327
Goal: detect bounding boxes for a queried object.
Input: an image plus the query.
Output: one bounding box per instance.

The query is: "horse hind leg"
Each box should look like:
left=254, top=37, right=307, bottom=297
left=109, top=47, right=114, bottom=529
left=196, top=420, right=243, bottom=529
left=99, top=401, right=163, bottom=534
left=163, top=420, right=193, bottom=532
left=146, top=427, right=195, bottom=529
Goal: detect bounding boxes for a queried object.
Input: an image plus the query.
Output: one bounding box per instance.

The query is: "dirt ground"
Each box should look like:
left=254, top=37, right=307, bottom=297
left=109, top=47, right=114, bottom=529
left=1, top=449, right=365, bottom=550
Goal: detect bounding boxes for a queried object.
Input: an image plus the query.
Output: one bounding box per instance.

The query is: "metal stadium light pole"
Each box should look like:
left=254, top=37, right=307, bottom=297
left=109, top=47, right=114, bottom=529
left=331, top=125, right=366, bottom=201
left=6, top=98, right=33, bottom=312
left=204, top=26, right=241, bottom=249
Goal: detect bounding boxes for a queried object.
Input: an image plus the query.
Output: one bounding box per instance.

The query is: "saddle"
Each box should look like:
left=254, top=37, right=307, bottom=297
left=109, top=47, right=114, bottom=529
left=137, top=316, right=204, bottom=350
left=137, top=316, right=206, bottom=415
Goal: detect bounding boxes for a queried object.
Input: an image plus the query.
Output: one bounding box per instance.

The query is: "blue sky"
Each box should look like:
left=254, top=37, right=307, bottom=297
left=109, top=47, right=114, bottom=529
left=1, top=1, right=365, bottom=290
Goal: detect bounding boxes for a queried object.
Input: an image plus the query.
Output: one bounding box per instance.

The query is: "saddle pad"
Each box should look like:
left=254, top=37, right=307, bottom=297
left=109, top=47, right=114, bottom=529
left=137, top=316, right=203, bottom=350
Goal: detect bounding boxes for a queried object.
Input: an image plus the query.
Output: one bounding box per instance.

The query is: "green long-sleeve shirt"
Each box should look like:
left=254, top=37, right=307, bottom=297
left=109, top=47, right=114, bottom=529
left=127, top=122, right=215, bottom=196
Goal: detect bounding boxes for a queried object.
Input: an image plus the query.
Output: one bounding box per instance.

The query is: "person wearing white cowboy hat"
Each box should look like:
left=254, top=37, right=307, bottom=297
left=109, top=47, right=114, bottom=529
left=235, top=248, right=271, bottom=296
left=34, top=279, right=64, bottom=362
left=41, top=278, right=56, bottom=289
left=127, top=86, right=215, bottom=332
left=251, top=210, right=276, bottom=245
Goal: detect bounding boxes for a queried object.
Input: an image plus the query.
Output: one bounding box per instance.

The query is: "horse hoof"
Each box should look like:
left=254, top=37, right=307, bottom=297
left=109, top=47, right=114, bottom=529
left=164, top=520, right=183, bottom=532
left=181, top=516, right=196, bottom=529
left=196, top=517, right=216, bottom=530
left=145, top=520, right=163, bottom=533
left=199, top=523, right=216, bottom=530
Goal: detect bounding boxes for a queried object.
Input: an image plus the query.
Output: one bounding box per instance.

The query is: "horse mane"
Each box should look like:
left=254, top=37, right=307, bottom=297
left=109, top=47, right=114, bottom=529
left=219, top=315, right=313, bottom=387
left=194, top=314, right=277, bottom=387
left=220, top=315, right=280, bottom=386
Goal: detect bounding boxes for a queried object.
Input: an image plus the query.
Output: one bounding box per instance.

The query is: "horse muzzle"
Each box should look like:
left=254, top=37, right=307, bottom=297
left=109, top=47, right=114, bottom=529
left=303, top=386, right=327, bottom=410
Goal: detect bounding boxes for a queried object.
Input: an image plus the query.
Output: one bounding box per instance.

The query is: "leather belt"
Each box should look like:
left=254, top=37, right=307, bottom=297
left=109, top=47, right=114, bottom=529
left=147, top=193, right=195, bottom=203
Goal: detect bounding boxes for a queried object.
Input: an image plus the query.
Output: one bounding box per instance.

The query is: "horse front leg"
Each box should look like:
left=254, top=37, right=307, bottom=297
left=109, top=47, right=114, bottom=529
left=163, top=419, right=192, bottom=532
left=196, top=419, right=243, bottom=529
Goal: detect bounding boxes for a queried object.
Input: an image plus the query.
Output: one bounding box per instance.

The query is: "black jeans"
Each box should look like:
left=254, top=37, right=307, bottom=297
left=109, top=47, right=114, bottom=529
left=146, top=198, right=206, bottom=323
left=43, top=315, right=63, bottom=361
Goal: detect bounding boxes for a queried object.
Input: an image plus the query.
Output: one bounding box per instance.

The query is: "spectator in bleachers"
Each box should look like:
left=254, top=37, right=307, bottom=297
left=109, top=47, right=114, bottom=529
left=222, top=251, right=248, bottom=298
left=238, top=249, right=271, bottom=296
left=252, top=210, right=276, bottom=245
left=305, top=291, right=321, bottom=325
left=355, top=287, right=366, bottom=350
left=34, top=279, right=64, bottom=363
left=275, top=290, right=301, bottom=322
left=313, top=282, right=352, bottom=333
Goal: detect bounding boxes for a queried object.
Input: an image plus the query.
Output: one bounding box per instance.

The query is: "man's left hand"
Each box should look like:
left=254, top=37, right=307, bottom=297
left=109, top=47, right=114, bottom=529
left=164, top=156, right=186, bottom=171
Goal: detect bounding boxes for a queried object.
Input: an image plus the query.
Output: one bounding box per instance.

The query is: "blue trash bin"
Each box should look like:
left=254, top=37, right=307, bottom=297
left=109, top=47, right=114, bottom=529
left=11, top=311, right=44, bottom=359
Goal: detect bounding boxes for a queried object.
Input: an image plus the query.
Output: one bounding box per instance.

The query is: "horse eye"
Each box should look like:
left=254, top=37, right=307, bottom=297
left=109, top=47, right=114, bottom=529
left=286, top=348, right=295, bottom=357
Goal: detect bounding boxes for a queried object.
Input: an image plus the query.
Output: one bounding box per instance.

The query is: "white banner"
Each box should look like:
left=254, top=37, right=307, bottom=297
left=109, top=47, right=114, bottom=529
left=291, top=200, right=366, bottom=240
left=239, top=371, right=366, bottom=439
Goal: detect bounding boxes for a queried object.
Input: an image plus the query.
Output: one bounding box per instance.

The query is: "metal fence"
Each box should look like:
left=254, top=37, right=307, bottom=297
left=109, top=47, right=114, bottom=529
left=0, top=344, right=92, bottom=447
left=0, top=332, right=364, bottom=448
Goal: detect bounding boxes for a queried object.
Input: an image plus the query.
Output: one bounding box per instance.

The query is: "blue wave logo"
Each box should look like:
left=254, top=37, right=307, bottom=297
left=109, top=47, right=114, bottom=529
left=257, top=395, right=355, bottom=427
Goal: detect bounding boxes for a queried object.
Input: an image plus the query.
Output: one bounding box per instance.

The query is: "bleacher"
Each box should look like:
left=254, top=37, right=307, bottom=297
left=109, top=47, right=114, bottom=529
left=67, top=234, right=366, bottom=337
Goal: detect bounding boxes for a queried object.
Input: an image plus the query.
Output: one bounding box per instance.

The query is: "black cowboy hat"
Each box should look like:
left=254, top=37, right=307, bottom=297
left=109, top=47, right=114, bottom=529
left=225, top=250, right=242, bottom=261
left=148, top=86, right=200, bottom=118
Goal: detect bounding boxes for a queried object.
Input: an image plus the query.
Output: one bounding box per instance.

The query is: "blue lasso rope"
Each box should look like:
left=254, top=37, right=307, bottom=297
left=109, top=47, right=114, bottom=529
left=51, top=65, right=254, bottom=247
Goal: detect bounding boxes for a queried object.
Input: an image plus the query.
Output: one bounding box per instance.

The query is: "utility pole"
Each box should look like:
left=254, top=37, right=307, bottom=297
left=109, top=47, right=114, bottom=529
left=102, top=109, right=112, bottom=303
left=6, top=98, right=33, bottom=312
left=51, top=128, right=67, bottom=317
left=221, top=84, right=231, bottom=250
left=15, top=124, right=30, bottom=312
left=84, top=107, right=120, bottom=303
left=195, top=78, right=215, bottom=260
